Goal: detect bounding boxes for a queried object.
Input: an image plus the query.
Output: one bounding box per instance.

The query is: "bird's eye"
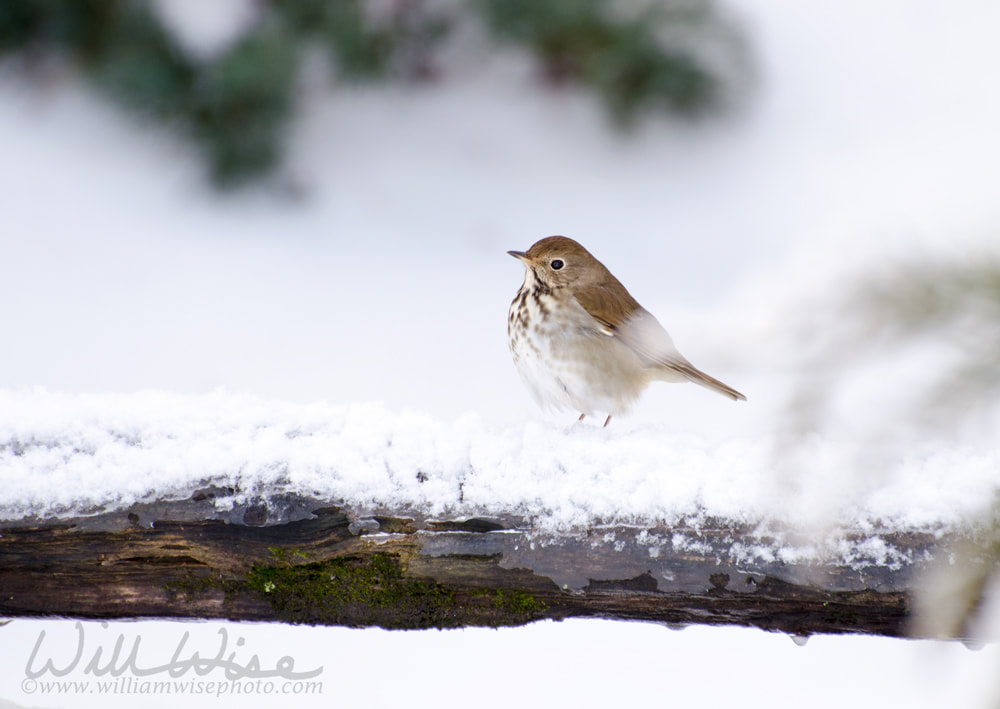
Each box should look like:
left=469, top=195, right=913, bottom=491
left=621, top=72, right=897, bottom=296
left=550, top=259, right=564, bottom=270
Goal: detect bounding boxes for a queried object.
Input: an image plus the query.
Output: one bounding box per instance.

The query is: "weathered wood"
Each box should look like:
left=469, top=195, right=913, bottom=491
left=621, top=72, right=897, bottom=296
left=0, top=495, right=953, bottom=638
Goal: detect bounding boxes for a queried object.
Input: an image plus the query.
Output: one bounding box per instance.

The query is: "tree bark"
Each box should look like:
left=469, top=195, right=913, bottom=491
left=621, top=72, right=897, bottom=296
left=0, top=494, right=947, bottom=638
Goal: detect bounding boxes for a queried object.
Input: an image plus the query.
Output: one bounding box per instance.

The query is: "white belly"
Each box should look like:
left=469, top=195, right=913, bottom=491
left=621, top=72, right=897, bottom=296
left=508, top=286, right=651, bottom=417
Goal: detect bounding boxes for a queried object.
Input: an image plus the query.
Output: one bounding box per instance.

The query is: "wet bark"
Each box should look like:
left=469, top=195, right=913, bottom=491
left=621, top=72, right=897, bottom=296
left=0, top=496, right=939, bottom=638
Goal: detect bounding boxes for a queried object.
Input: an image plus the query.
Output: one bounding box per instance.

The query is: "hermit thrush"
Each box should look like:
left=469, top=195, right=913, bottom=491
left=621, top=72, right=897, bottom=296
left=508, top=236, right=745, bottom=426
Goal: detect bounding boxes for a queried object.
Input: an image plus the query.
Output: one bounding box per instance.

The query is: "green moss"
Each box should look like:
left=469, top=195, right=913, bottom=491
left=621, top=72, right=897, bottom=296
left=244, top=552, right=546, bottom=629
left=163, top=547, right=548, bottom=629
left=266, top=546, right=310, bottom=563
left=509, top=589, right=546, bottom=614
left=486, top=588, right=547, bottom=615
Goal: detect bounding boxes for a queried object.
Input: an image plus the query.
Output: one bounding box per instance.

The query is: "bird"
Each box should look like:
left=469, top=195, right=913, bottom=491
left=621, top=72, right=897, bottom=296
left=507, top=236, right=745, bottom=426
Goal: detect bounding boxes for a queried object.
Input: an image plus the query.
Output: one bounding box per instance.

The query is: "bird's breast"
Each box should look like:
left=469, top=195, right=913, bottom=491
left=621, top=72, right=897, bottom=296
left=507, top=285, right=651, bottom=416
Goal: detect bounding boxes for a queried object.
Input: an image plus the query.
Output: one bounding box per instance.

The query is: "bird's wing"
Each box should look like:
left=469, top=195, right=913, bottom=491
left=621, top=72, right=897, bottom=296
left=576, top=287, right=746, bottom=402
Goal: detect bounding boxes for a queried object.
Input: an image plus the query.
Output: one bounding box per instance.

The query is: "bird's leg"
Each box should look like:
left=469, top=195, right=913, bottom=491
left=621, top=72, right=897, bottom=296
left=603, top=415, right=612, bottom=427
left=577, top=413, right=586, bottom=422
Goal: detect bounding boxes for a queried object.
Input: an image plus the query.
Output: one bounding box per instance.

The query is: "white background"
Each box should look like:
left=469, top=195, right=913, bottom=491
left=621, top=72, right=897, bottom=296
left=1, top=0, right=999, bottom=706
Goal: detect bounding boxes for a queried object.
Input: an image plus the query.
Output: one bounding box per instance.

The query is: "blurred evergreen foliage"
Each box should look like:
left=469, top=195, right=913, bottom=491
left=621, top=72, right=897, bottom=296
left=786, top=254, right=1000, bottom=641
left=480, top=0, right=720, bottom=119
left=839, top=256, right=1000, bottom=421
left=788, top=254, right=1000, bottom=440
left=0, top=0, right=744, bottom=187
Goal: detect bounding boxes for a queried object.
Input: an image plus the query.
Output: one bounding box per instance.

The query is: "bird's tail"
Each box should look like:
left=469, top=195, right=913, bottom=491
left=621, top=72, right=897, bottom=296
left=666, top=360, right=747, bottom=402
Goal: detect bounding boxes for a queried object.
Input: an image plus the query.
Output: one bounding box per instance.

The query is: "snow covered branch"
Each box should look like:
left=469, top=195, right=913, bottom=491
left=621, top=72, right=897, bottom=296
left=1, top=495, right=927, bottom=638
left=0, top=391, right=993, bottom=638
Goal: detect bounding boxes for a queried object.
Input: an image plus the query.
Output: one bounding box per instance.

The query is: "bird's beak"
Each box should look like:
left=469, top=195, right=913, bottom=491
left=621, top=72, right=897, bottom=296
left=507, top=250, right=530, bottom=263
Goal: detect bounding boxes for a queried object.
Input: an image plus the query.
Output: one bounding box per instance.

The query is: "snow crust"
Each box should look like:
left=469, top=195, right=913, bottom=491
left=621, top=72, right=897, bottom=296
left=2, top=389, right=995, bottom=541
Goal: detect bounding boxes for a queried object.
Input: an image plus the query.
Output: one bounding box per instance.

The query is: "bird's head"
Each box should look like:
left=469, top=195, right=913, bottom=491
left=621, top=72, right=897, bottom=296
left=507, top=236, right=604, bottom=289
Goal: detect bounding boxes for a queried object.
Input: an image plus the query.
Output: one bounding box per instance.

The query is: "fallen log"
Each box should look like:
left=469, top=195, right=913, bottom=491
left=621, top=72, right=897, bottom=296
left=0, top=492, right=948, bottom=639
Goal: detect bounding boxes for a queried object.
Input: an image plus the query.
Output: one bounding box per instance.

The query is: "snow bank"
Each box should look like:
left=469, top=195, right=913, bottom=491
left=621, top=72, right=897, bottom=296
left=1, top=389, right=996, bottom=536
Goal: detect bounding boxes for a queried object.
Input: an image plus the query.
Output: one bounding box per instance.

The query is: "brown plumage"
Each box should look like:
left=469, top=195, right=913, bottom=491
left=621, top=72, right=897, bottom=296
left=508, top=236, right=745, bottom=425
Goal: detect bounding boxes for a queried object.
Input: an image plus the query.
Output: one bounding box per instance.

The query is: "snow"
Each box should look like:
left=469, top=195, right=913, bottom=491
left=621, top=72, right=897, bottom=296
left=1, top=388, right=996, bottom=579
left=151, top=0, right=260, bottom=60
left=0, top=618, right=998, bottom=709
left=2, top=0, right=1000, bottom=704
left=2, top=390, right=996, bottom=543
